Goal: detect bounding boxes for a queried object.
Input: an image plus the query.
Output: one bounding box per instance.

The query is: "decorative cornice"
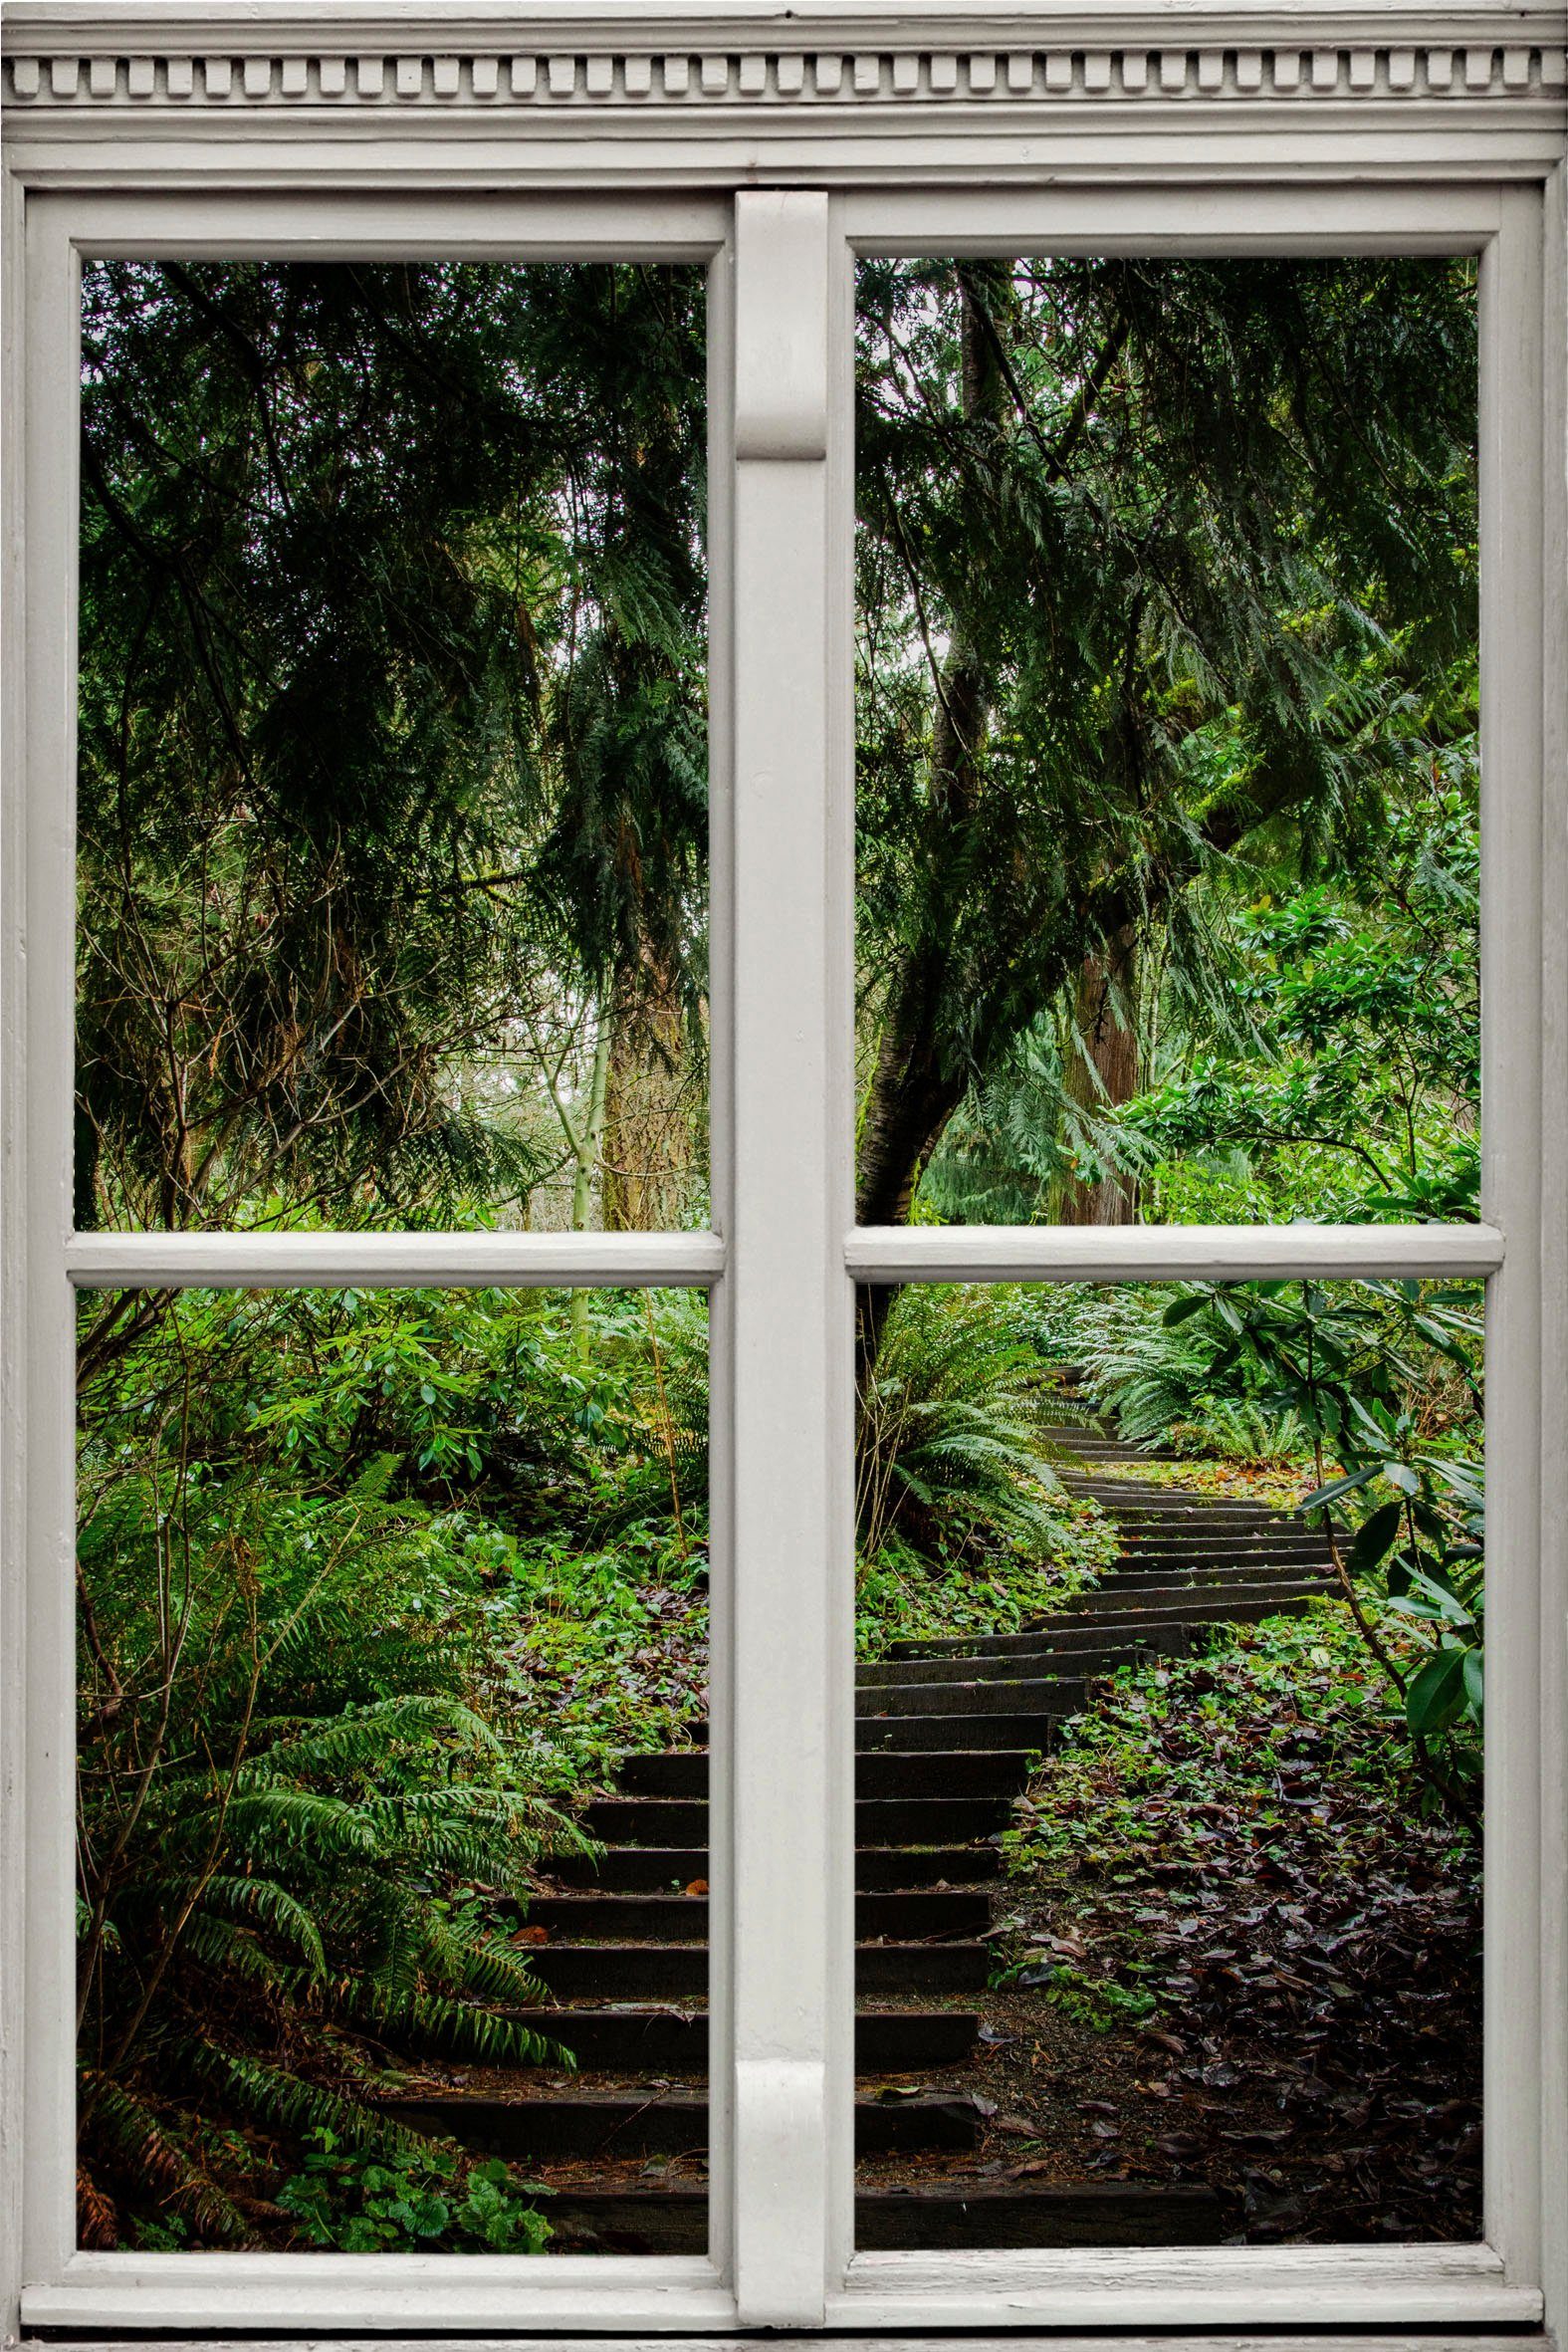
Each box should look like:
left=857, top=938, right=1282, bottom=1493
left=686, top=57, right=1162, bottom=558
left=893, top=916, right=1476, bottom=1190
left=3, top=3, right=1564, bottom=116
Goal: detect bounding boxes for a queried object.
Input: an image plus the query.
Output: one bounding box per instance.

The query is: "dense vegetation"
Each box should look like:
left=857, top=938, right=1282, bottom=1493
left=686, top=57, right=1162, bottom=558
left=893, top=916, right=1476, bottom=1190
left=75, top=254, right=1480, bottom=2248
left=995, top=1606, right=1482, bottom=2241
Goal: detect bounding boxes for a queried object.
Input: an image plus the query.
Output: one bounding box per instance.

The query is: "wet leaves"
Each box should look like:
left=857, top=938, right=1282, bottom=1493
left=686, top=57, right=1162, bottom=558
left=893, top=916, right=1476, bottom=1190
left=991, top=1608, right=1482, bottom=2240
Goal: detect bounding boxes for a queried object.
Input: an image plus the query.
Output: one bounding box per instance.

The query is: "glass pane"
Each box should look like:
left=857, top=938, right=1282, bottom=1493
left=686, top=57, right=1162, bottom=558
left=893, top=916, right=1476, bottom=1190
left=851, top=1278, right=1482, bottom=2247
left=854, top=259, right=1479, bottom=1228
left=77, top=1285, right=711, bottom=2254
left=78, top=261, right=709, bottom=1234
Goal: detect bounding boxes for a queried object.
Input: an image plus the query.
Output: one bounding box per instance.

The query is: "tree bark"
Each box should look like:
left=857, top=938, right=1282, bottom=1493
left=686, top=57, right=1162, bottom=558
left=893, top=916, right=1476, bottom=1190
left=568, top=1013, right=612, bottom=1365
left=1053, top=922, right=1141, bottom=1225
left=601, top=939, right=694, bottom=1234
left=854, top=268, right=1011, bottom=1381
left=852, top=266, right=1328, bottom=1366
left=855, top=263, right=1009, bottom=1237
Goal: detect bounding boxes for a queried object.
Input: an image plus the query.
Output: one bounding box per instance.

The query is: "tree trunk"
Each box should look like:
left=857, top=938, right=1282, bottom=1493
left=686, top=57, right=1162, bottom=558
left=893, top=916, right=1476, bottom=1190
left=601, top=939, right=694, bottom=1234
left=1053, top=922, right=1141, bottom=1225
left=568, top=1013, right=612, bottom=1365
left=854, top=267, right=1012, bottom=1382
left=855, top=263, right=1009, bottom=1238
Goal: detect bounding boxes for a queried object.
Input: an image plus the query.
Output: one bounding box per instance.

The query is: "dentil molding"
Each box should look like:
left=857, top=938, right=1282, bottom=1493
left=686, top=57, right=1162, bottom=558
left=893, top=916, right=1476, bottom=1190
left=3, top=2, right=1565, bottom=116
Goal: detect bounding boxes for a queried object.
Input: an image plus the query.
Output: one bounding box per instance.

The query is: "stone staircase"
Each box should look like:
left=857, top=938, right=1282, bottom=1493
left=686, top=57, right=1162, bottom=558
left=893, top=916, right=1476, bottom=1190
left=384, top=1421, right=1338, bottom=2250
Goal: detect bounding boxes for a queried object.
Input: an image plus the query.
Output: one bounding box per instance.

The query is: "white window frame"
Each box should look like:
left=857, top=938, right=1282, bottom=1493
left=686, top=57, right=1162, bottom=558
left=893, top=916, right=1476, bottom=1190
left=2, top=6, right=1564, bottom=2342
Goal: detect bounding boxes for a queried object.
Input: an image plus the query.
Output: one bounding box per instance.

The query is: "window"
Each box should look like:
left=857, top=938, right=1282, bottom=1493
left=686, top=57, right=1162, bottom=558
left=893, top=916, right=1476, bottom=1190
left=3, top=10, right=1564, bottom=2341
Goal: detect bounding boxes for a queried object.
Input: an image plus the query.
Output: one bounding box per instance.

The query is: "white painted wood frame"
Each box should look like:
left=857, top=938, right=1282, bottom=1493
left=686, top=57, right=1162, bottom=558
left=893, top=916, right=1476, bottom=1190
left=3, top=5, right=1565, bottom=2342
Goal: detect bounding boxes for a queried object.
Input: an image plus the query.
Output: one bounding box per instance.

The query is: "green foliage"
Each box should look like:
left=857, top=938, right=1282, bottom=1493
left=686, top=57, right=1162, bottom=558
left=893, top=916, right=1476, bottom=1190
left=76, top=1281, right=707, bottom=2247
left=1023, top=1284, right=1311, bottom=1463
left=1119, top=771, right=1479, bottom=1224
left=78, top=259, right=708, bottom=1235
left=919, top=727, right=1479, bottom=1232
left=278, top=2130, right=551, bottom=2254
left=1034, top=1274, right=1483, bottom=1777
left=1169, top=1278, right=1482, bottom=1764
left=75, top=252, right=1490, bottom=2248
left=853, top=1286, right=1117, bottom=1656
left=995, top=1957, right=1159, bottom=2032
left=503, top=1532, right=709, bottom=1795
left=1005, top=1601, right=1462, bottom=1889
left=856, top=255, right=1477, bottom=1227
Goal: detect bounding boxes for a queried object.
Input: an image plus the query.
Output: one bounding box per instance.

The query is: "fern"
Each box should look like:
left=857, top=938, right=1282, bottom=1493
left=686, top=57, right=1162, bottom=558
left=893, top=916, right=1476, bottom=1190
left=76, top=1301, right=581, bottom=2252
left=857, top=1286, right=1105, bottom=1568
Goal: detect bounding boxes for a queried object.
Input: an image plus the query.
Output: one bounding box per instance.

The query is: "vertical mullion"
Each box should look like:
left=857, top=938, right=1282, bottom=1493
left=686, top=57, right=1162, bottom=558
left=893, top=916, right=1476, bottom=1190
left=1480, top=186, right=1545, bottom=2282
left=704, top=235, right=736, bottom=2288
left=726, top=188, right=844, bottom=2327
left=22, top=197, right=80, bottom=2287
left=1537, top=151, right=1568, bottom=2349
left=824, top=204, right=858, bottom=2290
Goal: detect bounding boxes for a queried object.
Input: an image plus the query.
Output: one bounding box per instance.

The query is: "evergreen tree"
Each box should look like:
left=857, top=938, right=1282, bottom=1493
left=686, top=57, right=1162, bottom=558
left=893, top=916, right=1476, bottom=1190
left=854, top=256, right=1477, bottom=1233
left=78, top=259, right=708, bottom=1237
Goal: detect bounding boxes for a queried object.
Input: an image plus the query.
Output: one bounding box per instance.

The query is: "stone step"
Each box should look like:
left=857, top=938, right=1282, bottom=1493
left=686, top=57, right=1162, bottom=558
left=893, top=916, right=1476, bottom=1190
left=855, top=1674, right=1083, bottom=1717
left=1103, top=1556, right=1336, bottom=1585
left=1043, top=1423, right=1165, bottom=1442
left=542, top=2182, right=1228, bottom=2253
left=1042, top=1591, right=1330, bottom=1635
left=1087, top=1502, right=1306, bottom=1528
left=878, top=1623, right=1194, bottom=1669
left=521, top=1940, right=990, bottom=2000
left=523, top=2006, right=979, bottom=2071
left=1087, top=1590, right=1333, bottom=1630
left=520, top=1888, right=993, bottom=1943
left=691, top=1698, right=1073, bottom=1743
left=1064, top=1575, right=1334, bottom=1615
left=582, top=1794, right=1013, bottom=1845
left=547, top=1843, right=1002, bottom=1893
left=849, top=1843, right=1002, bottom=1889
left=1112, top=1534, right=1333, bottom=1559
left=1103, top=1563, right=1336, bottom=1592
left=855, top=1712, right=1073, bottom=1753
left=615, top=1751, right=1031, bottom=1801
left=377, top=2090, right=986, bottom=2162
left=858, top=1631, right=1188, bottom=1685
left=1070, top=1472, right=1296, bottom=1495
left=1054, top=1445, right=1180, bottom=1464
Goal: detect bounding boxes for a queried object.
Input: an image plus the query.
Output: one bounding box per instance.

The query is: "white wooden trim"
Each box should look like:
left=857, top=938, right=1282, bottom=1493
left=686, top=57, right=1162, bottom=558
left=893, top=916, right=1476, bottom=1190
left=66, top=1231, right=725, bottom=1290
left=54, top=189, right=729, bottom=263
left=22, top=2252, right=734, bottom=2334
left=844, top=182, right=1504, bottom=248
left=16, top=2337, right=1559, bottom=2352
left=703, top=230, right=739, bottom=2301
left=3, top=1, right=1563, bottom=142
left=1478, top=183, right=1548, bottom=2289
left=824, top=190, right=860, bottom=2306
left=1534, top=144, right=1568, bottom=2352
left=0, top=105, right=28, bottom=2316
left=846, top=1223, right=1506, bottom=1284
left=3, top=3, right=1563, bottom=195
left=724, top=188, right=846, bottom=2328
left=2, top=11, right=1565, bottom=2343
left=21, top=189, right=81, bottom=2300
left=828, top=2244, right=1542, bottom=2328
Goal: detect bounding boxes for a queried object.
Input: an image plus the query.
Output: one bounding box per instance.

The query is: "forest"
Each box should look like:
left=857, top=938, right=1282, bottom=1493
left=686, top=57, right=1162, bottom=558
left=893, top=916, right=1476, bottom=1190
left=75, top=254, right=1482, bottom=2252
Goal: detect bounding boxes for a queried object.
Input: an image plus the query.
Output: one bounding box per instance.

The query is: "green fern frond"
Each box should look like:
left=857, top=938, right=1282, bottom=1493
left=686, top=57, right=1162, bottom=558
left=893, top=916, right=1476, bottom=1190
left=335, top=1981, right=568, bottom=2070
left=176, top=2041, right=431, bottom=2163
left=247, top=1693, right=501, bottom=1777
left=84, top=2074, right=254, bottom=2246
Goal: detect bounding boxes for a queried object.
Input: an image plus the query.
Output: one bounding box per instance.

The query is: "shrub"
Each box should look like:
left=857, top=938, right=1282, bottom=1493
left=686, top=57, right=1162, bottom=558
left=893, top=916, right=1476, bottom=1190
left=75, top=1287, right=600, bottom=2249
left=853, top=1286, right=1116, bottom=1654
